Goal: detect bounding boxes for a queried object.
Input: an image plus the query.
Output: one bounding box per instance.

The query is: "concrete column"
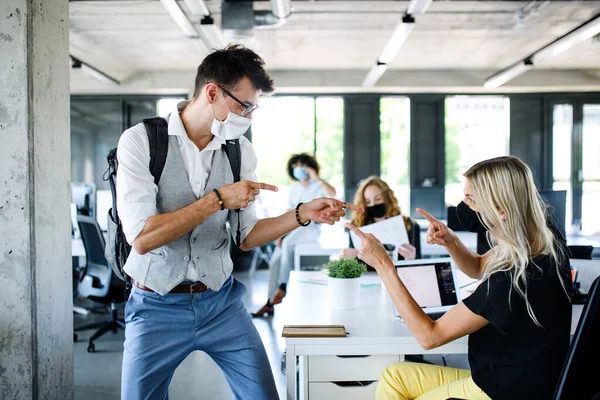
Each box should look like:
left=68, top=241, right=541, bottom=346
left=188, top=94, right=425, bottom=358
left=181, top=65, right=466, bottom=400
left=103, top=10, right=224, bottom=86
left=0, top=0, right=72, bottom=399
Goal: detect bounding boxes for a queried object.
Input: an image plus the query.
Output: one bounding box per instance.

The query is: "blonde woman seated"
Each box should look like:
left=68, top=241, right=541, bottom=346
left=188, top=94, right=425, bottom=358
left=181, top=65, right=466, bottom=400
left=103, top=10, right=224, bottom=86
left=340, top=176, right=420, bottom=266
left=347, top=156, right=571, bottom=400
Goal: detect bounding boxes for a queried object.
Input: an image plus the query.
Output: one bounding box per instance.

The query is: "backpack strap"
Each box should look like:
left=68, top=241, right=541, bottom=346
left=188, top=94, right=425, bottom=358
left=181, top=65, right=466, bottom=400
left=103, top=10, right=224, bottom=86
left=222, top=139, right=242, bottom=246
left=222, top=139, right=241, bottom=183
left=143, top=117, right=169, bottom=185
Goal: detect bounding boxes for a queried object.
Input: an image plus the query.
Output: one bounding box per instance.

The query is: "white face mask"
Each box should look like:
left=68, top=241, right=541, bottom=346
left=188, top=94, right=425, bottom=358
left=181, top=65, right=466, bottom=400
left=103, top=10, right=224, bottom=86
left=211, top=108, right=252, bottom=141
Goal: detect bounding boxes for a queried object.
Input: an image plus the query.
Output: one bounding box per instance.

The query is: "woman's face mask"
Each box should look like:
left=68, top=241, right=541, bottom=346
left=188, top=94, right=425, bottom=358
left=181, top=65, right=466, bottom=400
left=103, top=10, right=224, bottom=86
left=293, top=166, right=308, bottom=181
left=366, top=203, right=387, bottom=219
left=456, top=201, right=488, bottom=233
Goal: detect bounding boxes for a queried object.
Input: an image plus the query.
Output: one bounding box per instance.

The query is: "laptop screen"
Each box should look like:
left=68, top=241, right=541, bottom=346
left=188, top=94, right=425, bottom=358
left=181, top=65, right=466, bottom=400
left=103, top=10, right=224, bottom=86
left=396, top=260, right=458, bottom=309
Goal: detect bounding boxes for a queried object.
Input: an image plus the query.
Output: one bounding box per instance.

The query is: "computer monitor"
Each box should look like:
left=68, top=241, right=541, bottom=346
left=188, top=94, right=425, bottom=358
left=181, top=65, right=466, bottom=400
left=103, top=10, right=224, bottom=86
left=72, top=182, right=96, bottom=217
left=392, top=258, right=460, bottom=317
left=540, top=190, right=567, bottom=238
left=95, top=190, right=112, bottom=231
left=71, top=203, right=80, bottom=238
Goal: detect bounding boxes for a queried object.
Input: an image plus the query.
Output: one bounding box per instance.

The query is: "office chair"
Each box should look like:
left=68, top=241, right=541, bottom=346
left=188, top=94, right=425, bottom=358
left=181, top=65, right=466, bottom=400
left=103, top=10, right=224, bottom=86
left=249, top=244, right=274, bottom=276
left=248, top=195, right=274, bottom=275
left=74, top=215, right=126, bottom=352
left=568, top=245, right=594, bottom=260
left=553, top=276, right=600, bottom=400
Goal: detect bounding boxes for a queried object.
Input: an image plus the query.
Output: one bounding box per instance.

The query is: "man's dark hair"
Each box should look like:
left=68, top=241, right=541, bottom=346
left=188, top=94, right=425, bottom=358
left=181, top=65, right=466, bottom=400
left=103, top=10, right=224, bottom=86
left=287, top=153, right=320, bottom=181
left=193, top=44, right=275, bottom=98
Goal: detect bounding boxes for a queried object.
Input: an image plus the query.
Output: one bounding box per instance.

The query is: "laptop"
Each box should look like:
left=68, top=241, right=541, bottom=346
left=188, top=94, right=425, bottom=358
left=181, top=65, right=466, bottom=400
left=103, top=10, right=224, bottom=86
left=391, top=258, right=460, bottom=320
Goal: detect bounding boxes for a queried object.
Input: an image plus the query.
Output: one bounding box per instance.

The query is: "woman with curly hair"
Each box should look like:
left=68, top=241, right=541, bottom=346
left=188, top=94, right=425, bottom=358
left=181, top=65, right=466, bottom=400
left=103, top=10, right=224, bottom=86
left=252, top=153, right=336, bottom=317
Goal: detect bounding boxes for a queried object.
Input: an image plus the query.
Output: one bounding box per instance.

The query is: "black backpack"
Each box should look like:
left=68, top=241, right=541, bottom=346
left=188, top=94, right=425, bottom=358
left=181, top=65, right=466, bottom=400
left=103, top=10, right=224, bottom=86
left=103, top=116, right=242, bottom=291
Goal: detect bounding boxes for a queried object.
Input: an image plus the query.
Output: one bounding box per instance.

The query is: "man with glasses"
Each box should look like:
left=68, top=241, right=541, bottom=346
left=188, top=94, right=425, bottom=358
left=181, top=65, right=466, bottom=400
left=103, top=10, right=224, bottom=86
left=116, top=45, right=356, bottom=399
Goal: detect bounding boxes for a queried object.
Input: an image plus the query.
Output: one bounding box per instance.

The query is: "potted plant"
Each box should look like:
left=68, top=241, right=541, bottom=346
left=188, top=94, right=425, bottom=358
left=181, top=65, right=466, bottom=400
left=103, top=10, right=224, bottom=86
left=324, top=258, right=367, bottom=310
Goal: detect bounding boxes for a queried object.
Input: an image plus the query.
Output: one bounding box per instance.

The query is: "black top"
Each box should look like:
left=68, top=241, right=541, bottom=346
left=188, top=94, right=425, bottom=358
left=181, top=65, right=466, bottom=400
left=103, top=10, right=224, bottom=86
left=463, top=254, right=572, bottom=400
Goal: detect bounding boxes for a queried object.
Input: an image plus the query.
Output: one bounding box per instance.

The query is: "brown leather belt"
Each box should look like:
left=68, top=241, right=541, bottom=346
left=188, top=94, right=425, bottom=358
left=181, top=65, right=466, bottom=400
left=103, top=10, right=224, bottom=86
left=134, top=280, right=209, bottom=294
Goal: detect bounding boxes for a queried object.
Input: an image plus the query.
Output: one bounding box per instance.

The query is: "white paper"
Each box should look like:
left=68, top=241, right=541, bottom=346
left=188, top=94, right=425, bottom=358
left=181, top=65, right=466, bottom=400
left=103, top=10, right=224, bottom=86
left=349, top=214, right=410, bottom=251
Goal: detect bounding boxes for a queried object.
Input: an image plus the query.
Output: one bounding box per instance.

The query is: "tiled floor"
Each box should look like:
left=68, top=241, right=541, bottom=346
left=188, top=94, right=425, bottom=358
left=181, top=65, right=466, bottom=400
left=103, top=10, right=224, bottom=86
left=73, top=269, right=286, bottom=400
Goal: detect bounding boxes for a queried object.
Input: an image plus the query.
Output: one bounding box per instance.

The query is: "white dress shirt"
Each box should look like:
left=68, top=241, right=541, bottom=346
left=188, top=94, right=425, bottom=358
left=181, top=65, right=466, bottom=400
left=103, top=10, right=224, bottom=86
left=116, top=101, right=259, bottom=245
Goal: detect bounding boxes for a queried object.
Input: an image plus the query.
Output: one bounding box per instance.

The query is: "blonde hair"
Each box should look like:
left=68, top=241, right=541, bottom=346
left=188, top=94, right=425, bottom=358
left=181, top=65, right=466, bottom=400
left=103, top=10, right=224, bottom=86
left=464, top=156, right=567, bottom=326
left=351, top=176, right=412, bottom=231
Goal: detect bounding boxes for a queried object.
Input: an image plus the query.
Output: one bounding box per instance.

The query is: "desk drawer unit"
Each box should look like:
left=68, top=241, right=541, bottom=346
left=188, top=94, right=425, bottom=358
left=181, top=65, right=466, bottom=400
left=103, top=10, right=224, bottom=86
left=308, top=355, right=401, bottom=382
left=309, top=381, right=378, bottom=400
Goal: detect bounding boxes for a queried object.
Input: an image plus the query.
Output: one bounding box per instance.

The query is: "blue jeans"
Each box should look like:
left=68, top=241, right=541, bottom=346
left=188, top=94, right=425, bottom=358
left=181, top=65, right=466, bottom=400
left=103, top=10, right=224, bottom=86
left=121, top=276, right=279, bottom=400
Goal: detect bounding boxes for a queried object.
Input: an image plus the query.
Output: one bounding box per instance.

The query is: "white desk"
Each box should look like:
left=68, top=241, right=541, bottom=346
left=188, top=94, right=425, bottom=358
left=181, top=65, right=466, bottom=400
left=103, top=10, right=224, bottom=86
left=279, top=268, right=593, bottom=400
left=278, top=272, right=468, bottom=400
left=294, top=243, right=341, bottom=271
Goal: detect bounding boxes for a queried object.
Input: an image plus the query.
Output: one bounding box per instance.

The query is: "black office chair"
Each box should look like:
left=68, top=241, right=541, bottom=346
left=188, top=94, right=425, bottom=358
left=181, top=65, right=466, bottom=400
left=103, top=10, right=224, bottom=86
left=553, top=276, right=600, bottom=399
left=568, top=245, right=594, bottom=260
left=74, top=215, right=126, bottom=352
left=407, top=218, right=422, bottom=259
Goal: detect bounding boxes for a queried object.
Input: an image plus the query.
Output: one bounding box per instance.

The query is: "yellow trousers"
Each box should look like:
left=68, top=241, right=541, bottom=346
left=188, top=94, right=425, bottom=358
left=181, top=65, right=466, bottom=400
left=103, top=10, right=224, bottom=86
left=376, top=362, right=491, bottom=400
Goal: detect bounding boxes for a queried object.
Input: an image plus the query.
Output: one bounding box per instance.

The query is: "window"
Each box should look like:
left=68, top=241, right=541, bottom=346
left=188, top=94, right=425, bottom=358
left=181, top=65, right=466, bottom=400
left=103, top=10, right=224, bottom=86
left=445, top=96, right=510, bottom=207
left=251, top=96, right=344, bottom=218
left=315, top=97, right=344, bottom=200
left=582, top=104, right=600, bottom=234
left=552, top=104, right=573, bottom=231
left=70, top=95, right=185, bottom=191
left=380, top=97, right=411, bottom=213
left=157, top=98, right=185, bottom=116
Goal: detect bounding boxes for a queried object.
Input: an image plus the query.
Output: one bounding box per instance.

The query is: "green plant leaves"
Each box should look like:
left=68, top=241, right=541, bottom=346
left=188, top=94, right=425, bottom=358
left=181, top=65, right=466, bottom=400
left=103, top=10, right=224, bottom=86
left=324, top=258, right=367, bottom=279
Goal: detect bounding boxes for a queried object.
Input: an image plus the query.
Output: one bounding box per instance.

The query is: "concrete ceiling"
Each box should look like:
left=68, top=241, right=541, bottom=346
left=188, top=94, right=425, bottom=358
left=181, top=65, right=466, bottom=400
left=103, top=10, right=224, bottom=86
left=69, top=0, right=600, bottom=94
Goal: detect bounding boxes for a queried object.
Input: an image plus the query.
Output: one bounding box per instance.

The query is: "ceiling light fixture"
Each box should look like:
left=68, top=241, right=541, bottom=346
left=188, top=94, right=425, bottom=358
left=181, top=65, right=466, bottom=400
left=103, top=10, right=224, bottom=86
left=70, top=56, right=120, bottom=87
left=378, top=15, right=415, bottom=64
left=363, top=63, right=388, bottom=88
left=484, top=13, right=600, bottom=88
left=484, top=59, right=533, bottom=89
left=200, top=16, right=226, bottom=49
left=160, top=0, right=199, bottom=38
left=532, top=14, right=600, bottom=63
left=361, top=0, right=430, bottom=88
left=183, top=0, right=210, bottom=17
left=407, top=0, right=433, bottom=15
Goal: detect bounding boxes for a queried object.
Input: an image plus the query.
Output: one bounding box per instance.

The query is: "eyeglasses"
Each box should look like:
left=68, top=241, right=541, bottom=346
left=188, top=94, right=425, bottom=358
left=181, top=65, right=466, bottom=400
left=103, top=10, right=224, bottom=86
left=218, top=85, right=259, bottom=117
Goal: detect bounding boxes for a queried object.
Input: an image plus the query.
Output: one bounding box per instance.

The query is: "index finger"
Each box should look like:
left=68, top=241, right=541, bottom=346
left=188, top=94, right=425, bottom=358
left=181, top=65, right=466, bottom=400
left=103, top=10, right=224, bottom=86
left=416, top=208, right=438, bottom=224
left=249, top=181, right=278, bottom=192
left=343, top=201, right=363, bottom=213
left=344, top=223, right=368, bottom=240
left=316, top=197, right=340, bottom=211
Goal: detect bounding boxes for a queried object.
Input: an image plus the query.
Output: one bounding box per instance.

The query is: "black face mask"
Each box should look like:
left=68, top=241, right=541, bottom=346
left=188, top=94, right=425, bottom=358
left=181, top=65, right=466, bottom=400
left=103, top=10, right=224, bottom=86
left=366, top=203, right=387, bottom=219
left=456, top=201, right=488, bottom=233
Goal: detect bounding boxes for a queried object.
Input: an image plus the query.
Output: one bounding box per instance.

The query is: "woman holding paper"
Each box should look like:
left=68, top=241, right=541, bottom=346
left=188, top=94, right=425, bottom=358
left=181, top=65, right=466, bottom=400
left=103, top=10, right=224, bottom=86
left=347, top=157, right=571, bottom=400
left=340, top=176, right=420, bottom=265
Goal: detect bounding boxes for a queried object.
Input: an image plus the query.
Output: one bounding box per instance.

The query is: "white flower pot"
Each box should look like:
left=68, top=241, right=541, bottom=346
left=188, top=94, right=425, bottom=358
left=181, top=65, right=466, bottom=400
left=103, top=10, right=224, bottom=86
left=328, top=277, right=361, bottom=310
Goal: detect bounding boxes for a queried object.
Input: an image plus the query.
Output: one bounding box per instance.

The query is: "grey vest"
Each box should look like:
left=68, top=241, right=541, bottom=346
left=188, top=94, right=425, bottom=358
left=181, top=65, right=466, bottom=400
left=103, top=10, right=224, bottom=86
left=124, top=136, right=237, bottom=295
